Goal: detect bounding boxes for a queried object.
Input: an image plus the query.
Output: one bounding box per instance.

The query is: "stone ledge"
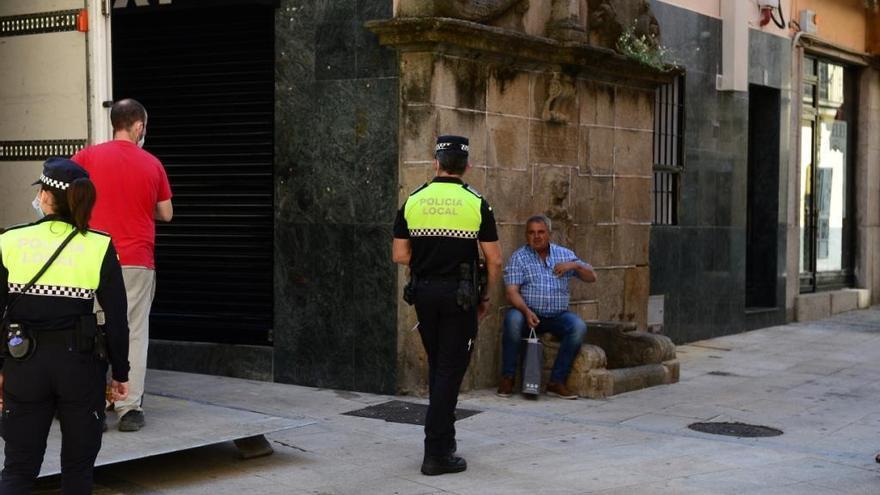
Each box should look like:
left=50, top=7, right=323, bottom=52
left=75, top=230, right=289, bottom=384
left=796, top=288, right=872, bottom=322
left=365, top=17, right=676, bottom=84
left=607, top=363, right=668, bottom=396
left=796, top=292, right=831, bottom=322
left=848, top=288, right=872, bottom=309
left=539, top=320, right=679, bottom=398
left=831, top=290, right=859, bottom=314
left=582, top=320, right=675, bottom=368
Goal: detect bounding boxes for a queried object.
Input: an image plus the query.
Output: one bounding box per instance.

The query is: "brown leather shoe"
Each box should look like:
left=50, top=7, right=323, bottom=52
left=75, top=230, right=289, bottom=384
left=496, top=375, right=514, bottom=397
left=546, top=381, right=577, bottom=400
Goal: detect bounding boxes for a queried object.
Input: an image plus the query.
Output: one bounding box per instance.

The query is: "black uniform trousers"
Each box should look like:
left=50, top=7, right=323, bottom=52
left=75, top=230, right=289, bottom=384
left=413, top=279, right=478, bottom=457
left=0, top=330, right=107, bottom=495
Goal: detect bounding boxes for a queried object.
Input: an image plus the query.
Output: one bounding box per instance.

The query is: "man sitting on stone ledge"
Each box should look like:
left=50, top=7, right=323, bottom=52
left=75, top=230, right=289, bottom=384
left=498, top=215, right=597, bottom=399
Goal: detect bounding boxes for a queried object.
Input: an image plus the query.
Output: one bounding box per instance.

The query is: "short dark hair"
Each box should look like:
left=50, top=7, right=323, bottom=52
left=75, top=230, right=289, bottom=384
left=110, top=98, right=147, bottom=131
left=436, top=151, right=468, bottom=175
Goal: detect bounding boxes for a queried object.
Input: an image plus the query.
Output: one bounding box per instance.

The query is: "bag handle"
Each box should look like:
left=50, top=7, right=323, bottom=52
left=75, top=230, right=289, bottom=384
left=1, top=228, right=79, bottom=324
left=528, top=326, right=537, bottom=341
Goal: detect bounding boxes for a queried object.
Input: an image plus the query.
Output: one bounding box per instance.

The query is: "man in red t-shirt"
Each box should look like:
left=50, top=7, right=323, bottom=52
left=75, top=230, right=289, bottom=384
left=72, top=99, right=172, bottom=432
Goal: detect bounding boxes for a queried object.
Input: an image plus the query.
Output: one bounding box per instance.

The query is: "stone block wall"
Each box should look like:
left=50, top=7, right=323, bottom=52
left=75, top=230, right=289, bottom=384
left=396, top=52, right=656, bottom=394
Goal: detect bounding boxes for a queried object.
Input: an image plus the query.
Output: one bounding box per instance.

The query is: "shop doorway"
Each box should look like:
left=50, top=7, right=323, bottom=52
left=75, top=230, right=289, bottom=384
left=799, top=56, right=855, bottom=293
left=112, top=0, right=275, bottom=344
left=745, top=85, right=780, bottom=309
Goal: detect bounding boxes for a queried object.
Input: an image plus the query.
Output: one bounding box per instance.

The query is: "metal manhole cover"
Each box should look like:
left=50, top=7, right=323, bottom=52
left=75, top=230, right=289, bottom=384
left=343, top=400, right=481, bottom=426
left=688, top=422, right=782, bottom=437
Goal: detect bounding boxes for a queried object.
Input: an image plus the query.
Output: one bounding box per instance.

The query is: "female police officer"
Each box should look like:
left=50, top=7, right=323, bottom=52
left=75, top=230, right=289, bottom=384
left=0, top=158, right=130, bottom=494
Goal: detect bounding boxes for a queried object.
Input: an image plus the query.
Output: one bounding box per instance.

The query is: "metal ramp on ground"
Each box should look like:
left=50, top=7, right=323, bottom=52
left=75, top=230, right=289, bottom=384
left=0, top=391, right=314, bottom=477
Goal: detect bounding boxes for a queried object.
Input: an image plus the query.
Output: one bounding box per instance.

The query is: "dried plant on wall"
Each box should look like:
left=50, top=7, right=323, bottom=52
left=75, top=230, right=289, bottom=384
left=616, top=24, right=672, bottom=70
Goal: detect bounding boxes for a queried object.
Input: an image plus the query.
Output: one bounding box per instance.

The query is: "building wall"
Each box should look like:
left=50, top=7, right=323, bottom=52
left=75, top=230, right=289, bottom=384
left=187, top=0, right=870, bottom=389
left=659, top=0, right=869, bottom=51
left=783, top=1, right=879, bottom=312
left=657, top=0, right=792, bottom=37
left=656, top=0, right=720, bottom=18
left=273, top=0, right=400, bottom=394
left=395, top=49, right=658, bottom=394
left=793, top=0, right=867, bottom=52
left=649, top=1, right=792, bottom=342
left=785, top=18, right=880, bottom=310
left=855, top=67, right=880, bottom=303
left=869, top=10, right=880, bottom=54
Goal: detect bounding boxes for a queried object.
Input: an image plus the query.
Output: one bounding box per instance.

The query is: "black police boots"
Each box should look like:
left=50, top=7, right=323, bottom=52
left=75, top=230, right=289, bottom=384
left=421, top=454, right=467, bottom=476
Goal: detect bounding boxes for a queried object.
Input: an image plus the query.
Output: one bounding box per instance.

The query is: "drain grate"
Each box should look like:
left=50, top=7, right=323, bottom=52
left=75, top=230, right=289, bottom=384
left=688, top=422, right=782, bottom=437
left=343, top=400, right=481, bottom=426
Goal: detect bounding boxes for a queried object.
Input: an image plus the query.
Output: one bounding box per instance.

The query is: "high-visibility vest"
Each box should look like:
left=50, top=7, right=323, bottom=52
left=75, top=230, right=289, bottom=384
left=403, top=181, right=483, bottom=239
left=0, top=220, right=110, bottom=299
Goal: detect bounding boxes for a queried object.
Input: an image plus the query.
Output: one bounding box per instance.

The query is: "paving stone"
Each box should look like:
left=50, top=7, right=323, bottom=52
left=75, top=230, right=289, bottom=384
left=744, top=483, right=843, bottom=495
left=28, top=307, right=880, bottom=494
left=810, top=470, right=880, bottom=495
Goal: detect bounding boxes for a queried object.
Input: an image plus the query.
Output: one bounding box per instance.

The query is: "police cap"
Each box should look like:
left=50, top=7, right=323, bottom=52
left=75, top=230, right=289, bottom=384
left=435, top=135, right=469, bottom=156
left=32, top=157, right=89, bottom=191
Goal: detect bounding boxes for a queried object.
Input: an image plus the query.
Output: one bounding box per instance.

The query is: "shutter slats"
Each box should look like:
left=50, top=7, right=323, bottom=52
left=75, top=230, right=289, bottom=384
left=113, top=5, right=274, bottom=344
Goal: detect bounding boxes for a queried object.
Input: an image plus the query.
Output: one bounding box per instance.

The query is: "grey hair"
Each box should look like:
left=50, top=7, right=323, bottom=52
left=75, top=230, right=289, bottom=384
left=526, top=215, right=552, bottom=232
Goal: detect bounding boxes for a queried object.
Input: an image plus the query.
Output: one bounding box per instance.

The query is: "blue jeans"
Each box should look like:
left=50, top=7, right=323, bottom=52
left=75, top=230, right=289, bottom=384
left=501, top=309, right=587, bottom=384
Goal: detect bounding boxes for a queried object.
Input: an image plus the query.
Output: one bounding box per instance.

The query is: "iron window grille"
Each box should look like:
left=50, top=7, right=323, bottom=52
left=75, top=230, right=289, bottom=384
left=652, top=75, right=684, bottom=225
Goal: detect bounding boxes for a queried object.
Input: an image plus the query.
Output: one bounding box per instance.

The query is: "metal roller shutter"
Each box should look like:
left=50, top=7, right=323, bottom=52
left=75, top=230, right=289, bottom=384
left=112, top=4, right=274, bottom=344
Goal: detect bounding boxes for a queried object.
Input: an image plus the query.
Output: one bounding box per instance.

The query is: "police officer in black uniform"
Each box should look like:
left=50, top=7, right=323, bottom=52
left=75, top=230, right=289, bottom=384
left=392, top=136, right=502, bottom=475
left=0, top=158, right=130, bottom=494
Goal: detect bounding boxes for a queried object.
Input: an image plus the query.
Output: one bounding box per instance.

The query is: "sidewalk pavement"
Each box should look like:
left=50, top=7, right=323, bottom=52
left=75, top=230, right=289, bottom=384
left=49, top=307, right=880, bottom=494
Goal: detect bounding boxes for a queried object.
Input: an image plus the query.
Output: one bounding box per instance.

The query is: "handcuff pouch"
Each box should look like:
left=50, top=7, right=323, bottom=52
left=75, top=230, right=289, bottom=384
left=75, top=314, right=97, bottom=353
left=455, top=263, right=478, bottom=312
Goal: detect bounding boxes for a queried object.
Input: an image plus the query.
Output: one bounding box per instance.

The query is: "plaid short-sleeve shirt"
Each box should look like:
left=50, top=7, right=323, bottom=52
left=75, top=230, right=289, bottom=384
left=503, top=243, right=588, bottom=318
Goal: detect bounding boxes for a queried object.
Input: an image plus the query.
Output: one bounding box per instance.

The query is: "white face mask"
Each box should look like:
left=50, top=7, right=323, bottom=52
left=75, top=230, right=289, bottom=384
left=32, top=194, right=44, bottom=219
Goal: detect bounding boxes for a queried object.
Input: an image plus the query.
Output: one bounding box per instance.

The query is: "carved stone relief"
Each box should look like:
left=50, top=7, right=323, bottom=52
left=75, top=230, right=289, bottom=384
left=393, top=0, right=661, bottom=55
left=546, top=0, right=587, bottom=42
left=587, top=0, right=660, bottom=50
left=401, top=0, right=529, bottom=23
left=541, top=72, right=576, bottom=124
left=545, top=177, right=574, bottom=247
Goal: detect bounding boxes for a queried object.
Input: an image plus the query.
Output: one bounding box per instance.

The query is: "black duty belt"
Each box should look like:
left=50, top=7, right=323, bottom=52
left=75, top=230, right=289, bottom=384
left=29, top=328, right=77, bottom=339
left=419, top=274, right=459, bottom=282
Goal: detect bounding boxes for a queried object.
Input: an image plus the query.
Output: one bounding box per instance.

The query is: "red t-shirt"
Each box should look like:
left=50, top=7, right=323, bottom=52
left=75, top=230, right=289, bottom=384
left=72, top=140, right=172, bottom=269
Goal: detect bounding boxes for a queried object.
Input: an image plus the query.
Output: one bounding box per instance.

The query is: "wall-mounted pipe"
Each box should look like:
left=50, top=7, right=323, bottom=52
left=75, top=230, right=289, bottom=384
left=717, top=0, right=749, bottom=92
